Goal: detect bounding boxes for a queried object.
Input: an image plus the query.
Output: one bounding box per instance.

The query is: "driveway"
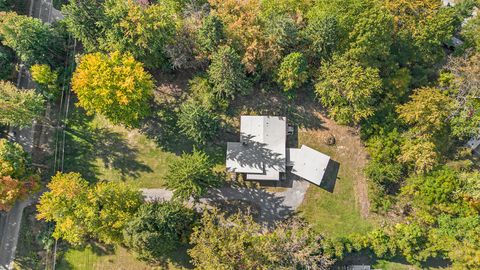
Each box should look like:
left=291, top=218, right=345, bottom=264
left=141, top=179, right=310, bottom=225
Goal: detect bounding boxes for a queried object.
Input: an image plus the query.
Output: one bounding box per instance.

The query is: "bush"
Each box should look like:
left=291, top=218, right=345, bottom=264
left=178, top=99, right=220, bottom=145
left=123, top=201, right=196, bottom=262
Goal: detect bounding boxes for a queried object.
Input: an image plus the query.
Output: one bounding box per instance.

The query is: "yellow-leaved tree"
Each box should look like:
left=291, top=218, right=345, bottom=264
left=71, top=51, right=154, bottom=127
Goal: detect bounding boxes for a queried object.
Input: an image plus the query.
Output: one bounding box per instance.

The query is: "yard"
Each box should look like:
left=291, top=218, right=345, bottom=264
left=32, top=82, right=410, bottom=269
left=297, top=114, right=375, bottom=237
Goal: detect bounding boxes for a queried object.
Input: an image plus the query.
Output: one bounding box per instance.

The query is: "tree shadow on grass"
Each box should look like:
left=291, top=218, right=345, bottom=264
left=140, top=104, right=195, bottom=155
left=63, top=108, right=152, bottom=183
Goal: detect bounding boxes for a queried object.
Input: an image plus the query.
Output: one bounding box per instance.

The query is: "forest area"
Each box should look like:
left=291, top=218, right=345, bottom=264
left=1, top=0, right=480, bottom=269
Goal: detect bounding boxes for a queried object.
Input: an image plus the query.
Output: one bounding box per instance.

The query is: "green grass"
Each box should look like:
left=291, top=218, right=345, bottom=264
left=57, top=245, right=189, bottom=270
left=297, top=131, right=375, bottom=238
left=63, top=109, right=177, bottom=188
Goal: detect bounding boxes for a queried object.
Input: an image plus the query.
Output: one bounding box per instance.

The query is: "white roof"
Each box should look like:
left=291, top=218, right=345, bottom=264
left=226, top=116, right=331, bottom=184
left=288, top=145, right=330, bottom=186
left=226, top=116, right=286, bottom=180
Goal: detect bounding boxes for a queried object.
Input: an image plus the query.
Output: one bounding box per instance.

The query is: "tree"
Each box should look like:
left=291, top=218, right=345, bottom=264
left=207, top=45, right=250, bottom=99
left=444, top=53, right=480, bottom=139
left=276, top=52, right=308, bottom=94
left=399, top=136, right=438, bottom=174
left=0, top=12, right=65, bottom=67
left=401, top=167, right=461, bottom=212
left=99, top=0, right=177, bottom=68
left=0, top=44, right=14, bottom=80
left=346, top=5, right=394, bottom=68
left=71, top=51, right=154, bottom=127
left=189, top=209, right=334, bottom=269
left=302, top=12, right=342, bottom=61
left=0, top=81, right=45, bottom=128
left=0, top=139, right=39, bottom=211
left=397, top=87, right=455, bottom=135
left=88, top=181, right=143, bottom=244
left=165, top=149, right=220, bottom=201
left=178, top=99, right=219, bottom=145
left=37, top=172, right=142, bottom=245
left=189, top=209, right=266, bottom=269
left=0, top=175, right=38, bottom=211
left=123, top=201, right=196, bottom=262
left=30, top=64, right=60, bottom=100
left=197, top=14, right=225, bottom=55
left=37, top=172, right=90, bottom=244
left=0, top=138, right=28, bottom=178
left=315, top=55, right=382, bottom=125
left=62, top=0, right=106, bottom=52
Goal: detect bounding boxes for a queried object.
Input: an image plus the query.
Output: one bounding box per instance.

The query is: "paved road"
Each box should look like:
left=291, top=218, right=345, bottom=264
left=0, top=199, right=32, bottom=270
left=0, top=1, right=63, bottom=269
left=142, top=179, right=310, bottom=225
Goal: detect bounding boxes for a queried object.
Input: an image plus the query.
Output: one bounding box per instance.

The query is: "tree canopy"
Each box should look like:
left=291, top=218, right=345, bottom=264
left=165, top=149, right=220, bottom=201
left=0, top=81, right=45, bottom=128
left=37, top=172, right=142, bottom=245
left=123, top=201, right=196, bottom=262
left=71, top=51, right=154, bottom=127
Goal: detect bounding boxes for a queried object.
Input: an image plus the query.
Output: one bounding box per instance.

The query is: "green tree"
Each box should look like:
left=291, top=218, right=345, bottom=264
left=178, top=99, right=219, bottom=145
left=401, top=167, right=462, bottom=212
left=123, top=201, right=196, bottom=262
left=0, top=44, right=14, bottom=80
left=62, top=0, right=105, bottom=52
left=30, top=64, right=60, bottom=100
left=315, top=55, right=382, bottom=125
left=208, top=45, right=250, bottom=99
left=397, top=87, right=455, bottom=135
left=165, top=149, right=220, bottom=201
left=276, top=52, right=308, bottom=94
left=0, top=12, right=65, bottom=67
left=197, top=14, right=225, bottom=55
left=71, top=51, right=154, bottom=127
left=88, top=181, right=143, bottom=244
left=302, top=12, right=342, bottom=61
left=189, top=209, right=334, bottom=269
left=37, top=172, right=90, bottom=244
left=0, top=138, right=28, bottom=178
left=37, top=172, right=142, bottom=245
left=0, top=81, right=45, bottom=128
left=399, top=135, right=438, bottom=174
left=99, top=0, right=176, bottom=68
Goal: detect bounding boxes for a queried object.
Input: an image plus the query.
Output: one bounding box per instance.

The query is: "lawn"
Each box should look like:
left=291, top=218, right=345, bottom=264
left=62, top=107, right=177, bottom=188
left=297, top=116, right=375, bottom=238
left=57, top=245, right=190, bottom=270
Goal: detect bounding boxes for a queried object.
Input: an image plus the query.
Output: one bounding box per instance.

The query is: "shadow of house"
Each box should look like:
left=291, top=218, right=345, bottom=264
left=318, top=159, right=340, bottom=193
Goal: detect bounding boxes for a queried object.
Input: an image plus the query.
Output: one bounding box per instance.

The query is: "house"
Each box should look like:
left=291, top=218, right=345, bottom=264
left=226, top=116, right=331, bottom=186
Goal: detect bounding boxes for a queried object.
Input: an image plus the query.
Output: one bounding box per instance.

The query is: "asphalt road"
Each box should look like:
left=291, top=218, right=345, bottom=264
left=0, top=1, right=63, bottom=269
